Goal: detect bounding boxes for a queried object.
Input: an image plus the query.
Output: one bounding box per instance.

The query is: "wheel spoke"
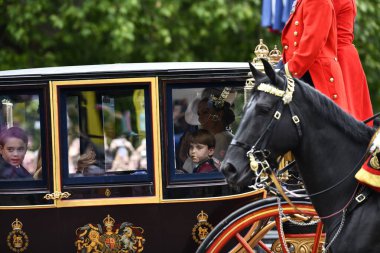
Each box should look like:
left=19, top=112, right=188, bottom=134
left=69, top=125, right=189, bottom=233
left=248, top=220, right=276, bottom=246
left=235, top=233, right=255, bottom=253
left=258, top=240, right=273, bottom=253
left=312, top=222, right=324, bottom=253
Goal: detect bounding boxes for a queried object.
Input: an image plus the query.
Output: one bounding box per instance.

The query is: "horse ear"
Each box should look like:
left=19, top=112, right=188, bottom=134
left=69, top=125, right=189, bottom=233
left=261, top=58, right=277, bottom=85
left=248, top=62, right=265, bottom=80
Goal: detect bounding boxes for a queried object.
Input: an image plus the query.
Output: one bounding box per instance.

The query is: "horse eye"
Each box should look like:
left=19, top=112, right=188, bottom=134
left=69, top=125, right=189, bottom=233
left=256, top=104, right=272, bottom=114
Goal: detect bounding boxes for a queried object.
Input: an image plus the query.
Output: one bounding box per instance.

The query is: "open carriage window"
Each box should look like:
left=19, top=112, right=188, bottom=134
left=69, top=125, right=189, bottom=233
left=166, top=81, right=246, bottom=184
left=58, top=83, right=153, bottom=188
left=0, top=92, right=45, bottom=186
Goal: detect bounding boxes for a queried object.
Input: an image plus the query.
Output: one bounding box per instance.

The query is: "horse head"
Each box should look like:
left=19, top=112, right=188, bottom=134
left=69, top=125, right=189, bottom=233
left=221, top=59, right=300, bottom=187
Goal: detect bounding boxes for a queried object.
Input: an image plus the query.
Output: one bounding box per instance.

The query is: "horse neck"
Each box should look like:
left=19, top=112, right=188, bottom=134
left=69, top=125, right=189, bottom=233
left=292, top=113, right=370, bottom=222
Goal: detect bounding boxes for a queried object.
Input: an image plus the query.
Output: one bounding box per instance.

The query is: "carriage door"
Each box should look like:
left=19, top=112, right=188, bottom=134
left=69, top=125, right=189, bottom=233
left=48, top=77, right=160, bottom=252
left=0, top=83, right=56, bottom=252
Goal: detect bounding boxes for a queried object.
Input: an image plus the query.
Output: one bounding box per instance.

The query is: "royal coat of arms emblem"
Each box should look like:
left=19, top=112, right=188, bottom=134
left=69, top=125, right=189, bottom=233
left=75, top=214, right=145, bottom=253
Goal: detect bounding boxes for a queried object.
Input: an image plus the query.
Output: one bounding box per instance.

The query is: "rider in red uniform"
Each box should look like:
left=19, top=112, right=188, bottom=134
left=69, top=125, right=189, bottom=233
left=281, top=0, right=349, bottom=112
left=333, top=0, right=373, bottom=122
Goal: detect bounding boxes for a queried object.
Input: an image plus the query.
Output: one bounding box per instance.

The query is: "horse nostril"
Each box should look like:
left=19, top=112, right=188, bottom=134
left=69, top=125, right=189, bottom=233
left=221, top=163, right=237, bottom=177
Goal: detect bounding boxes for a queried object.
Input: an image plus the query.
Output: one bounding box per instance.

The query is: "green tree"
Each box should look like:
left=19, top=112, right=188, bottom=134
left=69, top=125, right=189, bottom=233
left=356, top=1, right=380, bottom=111
left=1, top=0, right=379, bottom=110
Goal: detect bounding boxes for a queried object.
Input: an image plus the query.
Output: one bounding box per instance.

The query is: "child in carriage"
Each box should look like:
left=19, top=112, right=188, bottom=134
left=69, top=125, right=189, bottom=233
left=188, top=129, right=219, bottom=173
left=0, top=126, right=32, bottom=179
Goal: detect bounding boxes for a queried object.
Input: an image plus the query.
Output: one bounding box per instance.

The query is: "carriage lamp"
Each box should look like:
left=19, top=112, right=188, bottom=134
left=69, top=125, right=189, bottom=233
left=250, top=39, right=282, bottom=72
left=269, top=45, right=282, bottom=65
left=245, top=40, right=282, bottom=105
left=251, top=39, right=270, bottom=72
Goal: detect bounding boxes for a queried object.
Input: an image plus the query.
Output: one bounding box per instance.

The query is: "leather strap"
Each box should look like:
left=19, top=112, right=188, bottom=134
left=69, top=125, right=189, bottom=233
left=347, top=186, right=372, bottom=214
left=269, top=169, right=305, bottom=213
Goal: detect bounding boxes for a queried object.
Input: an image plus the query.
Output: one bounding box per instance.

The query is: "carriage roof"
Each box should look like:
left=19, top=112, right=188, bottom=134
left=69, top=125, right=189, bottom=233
left=0, top=62, right=249, bottom=79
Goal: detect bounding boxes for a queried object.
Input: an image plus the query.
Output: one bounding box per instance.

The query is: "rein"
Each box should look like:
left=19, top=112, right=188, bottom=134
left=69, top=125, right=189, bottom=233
left=363, top=112, right=380, bottom=124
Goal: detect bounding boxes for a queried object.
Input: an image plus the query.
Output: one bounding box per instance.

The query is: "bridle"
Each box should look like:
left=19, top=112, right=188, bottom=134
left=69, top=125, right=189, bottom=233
left=230, top=73, right=302, bottom=184
left=229, top=73, right=307, bottom=212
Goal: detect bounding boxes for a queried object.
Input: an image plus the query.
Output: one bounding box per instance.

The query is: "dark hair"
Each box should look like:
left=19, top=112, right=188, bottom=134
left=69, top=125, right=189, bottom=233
left=219, top=101, right=235, bottom=126
left=0, top=127, right=28, bottom=146
left=200, top=97, right=235, bottom=127
left=189, top=129, right=215, bottom=148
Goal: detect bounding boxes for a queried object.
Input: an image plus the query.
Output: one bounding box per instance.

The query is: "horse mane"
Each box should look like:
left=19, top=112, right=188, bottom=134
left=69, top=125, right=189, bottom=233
left=294, top=78, right=375, bottom=143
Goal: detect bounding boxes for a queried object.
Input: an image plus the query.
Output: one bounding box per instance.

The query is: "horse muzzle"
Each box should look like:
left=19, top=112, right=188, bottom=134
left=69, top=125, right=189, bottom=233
left=221, top=162, right=254, bottom=187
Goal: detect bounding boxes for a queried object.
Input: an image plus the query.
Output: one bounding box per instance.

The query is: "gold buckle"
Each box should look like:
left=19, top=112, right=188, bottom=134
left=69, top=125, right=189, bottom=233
left=274, top=111, right=281, bottom=119
left=292, top=115, right=300, bottom=124
left=355, top=194, right=366, bottom=203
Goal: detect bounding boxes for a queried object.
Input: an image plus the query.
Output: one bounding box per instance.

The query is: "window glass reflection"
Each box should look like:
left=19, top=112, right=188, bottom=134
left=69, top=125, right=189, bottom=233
left=173, top=87, right=244, bottom=175
left=66, top=90, right=147, bottom=177
left=0, top=95, right=42, bottom=181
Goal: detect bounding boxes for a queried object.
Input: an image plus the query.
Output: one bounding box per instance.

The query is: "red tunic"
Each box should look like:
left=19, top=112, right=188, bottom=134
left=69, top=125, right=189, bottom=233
left=333, top=0, right=373, bottom=122
left=281, top=0, right=349, bottom=112
left=193, top=159, right=218, bottom=173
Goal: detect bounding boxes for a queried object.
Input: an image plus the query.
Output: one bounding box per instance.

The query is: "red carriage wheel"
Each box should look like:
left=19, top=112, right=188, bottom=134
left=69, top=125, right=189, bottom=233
left=197, top=197, right=324, bottom=253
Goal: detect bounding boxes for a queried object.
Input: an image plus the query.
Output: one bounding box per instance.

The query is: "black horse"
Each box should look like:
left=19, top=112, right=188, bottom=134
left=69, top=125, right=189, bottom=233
left=221, top=59, right=380, bottom=252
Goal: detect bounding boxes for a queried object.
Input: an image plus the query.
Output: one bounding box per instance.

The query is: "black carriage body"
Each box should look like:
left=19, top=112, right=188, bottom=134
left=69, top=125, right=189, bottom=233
left=0, top=62, right=265, bottom=252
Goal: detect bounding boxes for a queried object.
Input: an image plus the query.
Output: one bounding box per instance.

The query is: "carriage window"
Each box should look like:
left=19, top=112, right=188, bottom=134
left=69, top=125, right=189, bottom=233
left=0, top=94, right=43, bottom=182
left=169, top=83, right=245, bottom=182
left=60, top=85, right=151, bottom=185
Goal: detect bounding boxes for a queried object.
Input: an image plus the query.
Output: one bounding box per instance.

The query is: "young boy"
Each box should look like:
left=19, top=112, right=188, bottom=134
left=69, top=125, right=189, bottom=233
left=0, top=126, right=32, bottom=179
left=188, top=129, right=219, bottom=173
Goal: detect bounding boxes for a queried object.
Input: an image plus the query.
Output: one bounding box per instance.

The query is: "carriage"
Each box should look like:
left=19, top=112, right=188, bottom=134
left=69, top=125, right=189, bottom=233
left=1, top=39, right=375, bottom=252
